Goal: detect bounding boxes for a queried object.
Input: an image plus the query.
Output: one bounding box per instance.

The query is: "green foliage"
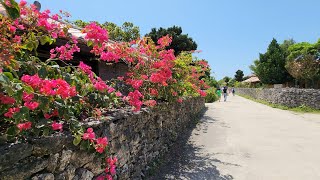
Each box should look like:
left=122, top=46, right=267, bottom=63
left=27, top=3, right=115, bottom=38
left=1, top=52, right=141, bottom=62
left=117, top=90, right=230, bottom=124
left=205, top=87, right=218, bottom=103
left=234, top=70, right=244, bottom=81
left=285, top=40, right=320, bottom=87
left=103, top=21, right=140, bottom=42
left=73, top=20, right=140, bottom=42
left=0, top=0, right=20, bottom=19
left=146, top=26, right=197, bottom=56
left=253, top=38, right=292, bottom=84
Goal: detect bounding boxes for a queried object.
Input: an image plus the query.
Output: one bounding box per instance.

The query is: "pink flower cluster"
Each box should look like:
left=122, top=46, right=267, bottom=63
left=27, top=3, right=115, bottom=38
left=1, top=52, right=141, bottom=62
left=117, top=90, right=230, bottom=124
left=21, top=74, right=77, bottom=99
left=83, top=22, right=108, bottom=44
left=4, top=107, right=20, bottom=118
left=100, top=51, right=120, bottom=62
left=97, top=157, right=118, bottom=180
left=50, top=43, right=80, bottom=60
left=17, top=121, right=32, bottom=131
left=126, top=90, right=143, bottom=111
left=0, top=94, right=16, bottom=105
left=82, top=128, right=109, bottom=154
left=51, top=121, right=63, bottom=131
left=157, top=35, right=172, bottom=49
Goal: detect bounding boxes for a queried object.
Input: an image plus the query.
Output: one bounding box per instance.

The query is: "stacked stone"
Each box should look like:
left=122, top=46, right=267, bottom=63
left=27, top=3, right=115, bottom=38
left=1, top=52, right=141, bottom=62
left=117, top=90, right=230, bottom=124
left=0, top=97, right=205, bottom=180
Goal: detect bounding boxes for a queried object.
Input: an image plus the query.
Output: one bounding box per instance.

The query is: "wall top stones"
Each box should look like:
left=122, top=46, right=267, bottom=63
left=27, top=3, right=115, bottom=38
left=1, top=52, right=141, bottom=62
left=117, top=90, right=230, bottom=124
left=236, top=88, right=320, bottom=109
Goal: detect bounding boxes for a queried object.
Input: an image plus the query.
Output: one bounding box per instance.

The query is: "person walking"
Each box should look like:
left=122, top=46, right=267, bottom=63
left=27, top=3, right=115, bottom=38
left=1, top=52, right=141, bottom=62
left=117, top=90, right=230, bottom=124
left=223, top=86, right=228, bottom=102
left=216, top=88, right=222, bottom=102
left=232, top=88, right=235, bottom=96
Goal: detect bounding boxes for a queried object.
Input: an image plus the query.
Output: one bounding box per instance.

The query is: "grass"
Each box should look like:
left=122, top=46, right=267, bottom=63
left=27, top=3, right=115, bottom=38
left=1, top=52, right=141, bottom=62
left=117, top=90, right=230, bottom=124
left=238, top=94, right=320, bottom=114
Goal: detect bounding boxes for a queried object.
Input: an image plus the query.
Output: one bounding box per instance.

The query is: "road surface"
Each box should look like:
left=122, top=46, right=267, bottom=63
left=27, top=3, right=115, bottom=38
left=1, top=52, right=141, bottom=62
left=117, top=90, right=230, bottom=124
left=150, top=95, right=320, bottom=180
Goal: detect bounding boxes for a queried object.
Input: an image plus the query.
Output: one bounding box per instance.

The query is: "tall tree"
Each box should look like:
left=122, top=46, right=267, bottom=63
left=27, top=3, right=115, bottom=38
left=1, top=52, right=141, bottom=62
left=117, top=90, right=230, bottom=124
left=234, top=69, right=244, bottom=81
left=145, top=26, right=197, bottom=55
left=253, top=38, right=292, bottom=84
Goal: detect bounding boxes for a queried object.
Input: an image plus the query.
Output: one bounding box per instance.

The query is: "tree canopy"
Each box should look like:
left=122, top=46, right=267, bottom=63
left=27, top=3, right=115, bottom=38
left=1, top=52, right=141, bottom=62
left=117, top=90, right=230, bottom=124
left=73, top=20, right=140, bottom=42
left=251, top=38, right=292, bottom=84
left=145, top=26, right=197, bottom=56
left=234, top=69, right=244, bottom=81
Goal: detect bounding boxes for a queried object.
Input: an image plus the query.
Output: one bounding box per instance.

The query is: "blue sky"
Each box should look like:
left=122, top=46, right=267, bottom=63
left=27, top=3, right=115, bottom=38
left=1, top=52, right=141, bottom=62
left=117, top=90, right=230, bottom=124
left=26, top=0, right=320, bottom=80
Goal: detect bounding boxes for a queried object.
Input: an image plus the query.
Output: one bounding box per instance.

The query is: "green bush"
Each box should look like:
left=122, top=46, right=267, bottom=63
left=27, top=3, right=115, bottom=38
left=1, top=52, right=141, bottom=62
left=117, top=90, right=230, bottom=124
left=205, top=87, right=218, bottom=103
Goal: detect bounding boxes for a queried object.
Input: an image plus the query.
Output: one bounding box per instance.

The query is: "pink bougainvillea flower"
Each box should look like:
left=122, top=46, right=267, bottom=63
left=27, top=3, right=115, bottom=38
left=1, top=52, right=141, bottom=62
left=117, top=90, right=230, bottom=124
left=117, top=76, right=124, bottom=81
left=177, top=98, right=183, bottom=103
left=144, top=100, right=157, bottom=107
left=172, top=91, right=178, bottom=96
left=110, top=165, right=116, bottom=176
left=4, top=107, right=20, bottom=118
left=94, top=81, right=108, bottom=92
left=95, top=137, right=108, bottom=153
left=96, top=176, right=105, bottom=180
left=19, top=0, right=27, bottom=7
left=149, top=88, right=158, bottom=96
left=51, top=121, right=63, bottom=131
left=24, top=101, right=39, bottom=110
left=82, top=128, right=95, bottom=140
left=199, top=90, right=207, bottom=97
left=100, top=51, right=120, bottom=62
left=107, top=87, right=115, bottom=93
left=82, top=22, right=108, bottom=44
left=21, top=74, right=42, bottom=89
left=0, top=95, right=16, bottom=105
left=17, top=121, right=32, bottom=131
left=131, top=80, right=143, bottom=89
left=78, top=61, right=92, bottom=74
left=22, top=92, right=34, bottom=102
left=157, top=35, right=172, bottom=48
left=115, top=91, right=122, bottom=97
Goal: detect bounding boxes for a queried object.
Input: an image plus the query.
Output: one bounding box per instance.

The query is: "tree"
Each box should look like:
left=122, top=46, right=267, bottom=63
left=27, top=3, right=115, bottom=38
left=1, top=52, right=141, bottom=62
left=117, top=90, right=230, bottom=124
left=145, top=26, right=197, bottom=56
left=280, top=38, right=295, bottom=57
left=73, top=20, right=140, bottom=42
left=234, top=70, right=244, bottom=81
left=103, top=21, right=140, bottom=42
left=285, top=41, right=320, bottom=88
left=253, top=38, right=292, bottom=84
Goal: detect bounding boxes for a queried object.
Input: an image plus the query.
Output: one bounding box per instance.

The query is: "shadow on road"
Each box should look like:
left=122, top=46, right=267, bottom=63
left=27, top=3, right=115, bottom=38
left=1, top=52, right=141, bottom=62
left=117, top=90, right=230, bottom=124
left=147, top=107, right=234, bottom=180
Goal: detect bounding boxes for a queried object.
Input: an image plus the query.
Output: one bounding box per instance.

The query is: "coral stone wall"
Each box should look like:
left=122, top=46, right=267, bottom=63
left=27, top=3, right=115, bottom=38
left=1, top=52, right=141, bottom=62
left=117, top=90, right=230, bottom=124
left=236, top=88, right=320, bottom=109
left=0, top=97, right=205, bottom=180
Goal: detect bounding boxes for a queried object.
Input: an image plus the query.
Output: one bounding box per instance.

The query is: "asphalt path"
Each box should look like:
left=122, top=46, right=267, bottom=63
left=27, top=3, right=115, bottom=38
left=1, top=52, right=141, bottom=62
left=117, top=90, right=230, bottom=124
left=149, top=95, right=320, bottom=180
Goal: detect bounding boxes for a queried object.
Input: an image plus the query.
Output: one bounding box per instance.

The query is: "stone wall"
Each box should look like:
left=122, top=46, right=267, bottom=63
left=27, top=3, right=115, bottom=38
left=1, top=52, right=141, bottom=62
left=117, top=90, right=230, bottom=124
left=98, top=62, right=129, bottom=81
left=236, top=88, right=320, bottom=109
left=0, top=98, right=205, bottom=180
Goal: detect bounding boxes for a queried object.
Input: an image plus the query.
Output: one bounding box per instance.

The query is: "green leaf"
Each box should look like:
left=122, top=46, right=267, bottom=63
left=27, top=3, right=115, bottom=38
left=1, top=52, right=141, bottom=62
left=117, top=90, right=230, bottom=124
left=39, top=35, right=51, bottom=45
left=38, top=66, right=48, bottom=78
left=80, top=140, right=90, bottom=150
left=87, top=40, right=93, bottom=47
left=23, top=85, right=34, bottom=93
left=43, top=128, right=50, bottom=136
left=6, top=126, right=19, bottom=140
left=1, top=0, right=20, bottom=20
left=73, top=135, right=82, bottom=146
left=0, top=74, right=10, bottom=84
left=3, top=72, right=13, bottom=80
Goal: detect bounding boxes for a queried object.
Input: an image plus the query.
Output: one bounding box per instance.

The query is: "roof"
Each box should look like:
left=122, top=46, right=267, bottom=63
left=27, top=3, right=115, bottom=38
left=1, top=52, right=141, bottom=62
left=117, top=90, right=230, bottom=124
left=243, top=76, right=260, bottom=83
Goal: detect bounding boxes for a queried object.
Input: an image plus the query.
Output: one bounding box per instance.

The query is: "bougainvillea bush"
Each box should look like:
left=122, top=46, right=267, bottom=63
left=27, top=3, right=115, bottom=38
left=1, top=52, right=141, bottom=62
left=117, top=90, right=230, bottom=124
left=0, top=0, right=210, bottom=179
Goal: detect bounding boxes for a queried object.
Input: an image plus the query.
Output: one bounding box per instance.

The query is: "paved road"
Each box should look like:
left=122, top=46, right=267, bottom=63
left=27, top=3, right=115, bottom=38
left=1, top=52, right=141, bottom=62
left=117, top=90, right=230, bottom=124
left=150, top=95, right=320, bottom=180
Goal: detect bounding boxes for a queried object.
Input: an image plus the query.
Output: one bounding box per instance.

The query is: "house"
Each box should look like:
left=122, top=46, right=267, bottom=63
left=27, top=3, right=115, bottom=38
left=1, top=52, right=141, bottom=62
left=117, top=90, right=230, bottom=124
left=242, top=74, right=261, bottom=87
left=0, top=3, right=129, bottom=81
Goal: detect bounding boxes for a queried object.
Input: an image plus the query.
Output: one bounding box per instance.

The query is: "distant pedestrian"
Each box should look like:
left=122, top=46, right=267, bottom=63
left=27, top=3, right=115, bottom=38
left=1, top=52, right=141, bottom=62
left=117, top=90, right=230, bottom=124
left=216, top=88, right=222, bottom=102
left=232, top=88, right=235, bottom=96
left=223, top=86, right=228, bottom=102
